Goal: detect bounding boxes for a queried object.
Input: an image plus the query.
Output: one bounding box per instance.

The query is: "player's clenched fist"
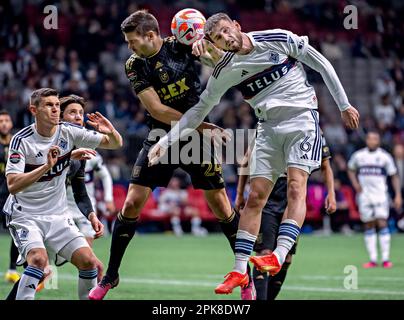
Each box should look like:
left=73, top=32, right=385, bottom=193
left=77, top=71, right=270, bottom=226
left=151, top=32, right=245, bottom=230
left=46, top=145, right=60, bottom=168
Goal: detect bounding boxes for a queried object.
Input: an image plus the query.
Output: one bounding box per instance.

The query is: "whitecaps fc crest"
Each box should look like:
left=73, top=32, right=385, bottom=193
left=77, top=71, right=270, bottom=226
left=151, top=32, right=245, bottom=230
left=58, top=138, right=68, bottom=151
left=269, top=52, right=279, bottom=64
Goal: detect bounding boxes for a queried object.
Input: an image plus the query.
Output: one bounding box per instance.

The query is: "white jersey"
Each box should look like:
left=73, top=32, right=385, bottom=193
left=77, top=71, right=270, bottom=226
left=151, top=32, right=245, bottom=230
left=66, top=152, right=113, bottom=220
left=4, top=122, right=103, bottom=216
left=158, top=28, right=351, bottom=148
left=348, top=147, right=397, bottom=203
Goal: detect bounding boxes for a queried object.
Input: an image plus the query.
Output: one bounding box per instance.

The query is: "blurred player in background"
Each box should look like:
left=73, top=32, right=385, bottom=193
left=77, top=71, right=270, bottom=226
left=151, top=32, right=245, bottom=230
left=89, top=10, right=256, bottom=300
left=148, top=13, right=359, bottom=295
left=236, top=130, right=336, bottom=300
left=60, top=95, right=115, bottom=246
left=158, top=176, right=208, bottom=236
left=0, top=110, right=21, bottom=284
left=348, top=131, right=402, bottom=268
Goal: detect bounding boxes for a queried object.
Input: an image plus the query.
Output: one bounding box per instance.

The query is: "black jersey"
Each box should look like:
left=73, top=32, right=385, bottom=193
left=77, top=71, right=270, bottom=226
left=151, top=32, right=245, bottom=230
left=125, top=37, right=202, bottom=131
left=0, top=139, right=10, bottom=207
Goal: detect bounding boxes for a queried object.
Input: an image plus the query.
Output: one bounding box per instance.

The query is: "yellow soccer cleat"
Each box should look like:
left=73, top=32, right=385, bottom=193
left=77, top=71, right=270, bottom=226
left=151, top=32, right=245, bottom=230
left=5, top=270, right=21, bottom=284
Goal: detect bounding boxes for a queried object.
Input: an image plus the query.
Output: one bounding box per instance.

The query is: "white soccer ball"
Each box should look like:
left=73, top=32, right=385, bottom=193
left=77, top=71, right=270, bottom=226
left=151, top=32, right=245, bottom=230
left=171, top=8, right=206, bottom=45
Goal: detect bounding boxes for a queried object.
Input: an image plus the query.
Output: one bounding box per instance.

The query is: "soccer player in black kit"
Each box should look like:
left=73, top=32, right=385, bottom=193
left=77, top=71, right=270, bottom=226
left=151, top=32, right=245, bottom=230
left=0, top=110, right=21, bottom=284
left=89, top=10, right=255, bottom=300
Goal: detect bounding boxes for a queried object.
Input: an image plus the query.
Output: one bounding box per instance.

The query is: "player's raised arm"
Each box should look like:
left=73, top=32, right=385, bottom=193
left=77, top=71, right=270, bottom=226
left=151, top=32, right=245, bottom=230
left=296, top=44, right=359, bottom=128
left=137, top=87, right=225, bottom=133
left=86, top=112, right=123, bottom=149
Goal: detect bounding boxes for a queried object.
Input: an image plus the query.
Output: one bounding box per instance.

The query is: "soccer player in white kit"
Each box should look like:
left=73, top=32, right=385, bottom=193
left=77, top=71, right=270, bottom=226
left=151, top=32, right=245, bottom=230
left=3, top=88, right=123, bottom=300
left=348, top=131, right=402, bottom=268
left=60, top=95, right=115, bottom=246
left=148, top=13, right=360, bottom=294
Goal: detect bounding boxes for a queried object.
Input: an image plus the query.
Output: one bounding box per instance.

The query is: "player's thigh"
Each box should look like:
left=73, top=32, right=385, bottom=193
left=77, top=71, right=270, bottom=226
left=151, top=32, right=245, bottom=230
left=250, top=122, right=284, bottom=183
left=284, top=109, right=321, bottom=174
left=130, top=143, right=176, bottom=190
left=246, top=177, right=274, bottom=210
left=358, top=201, right=376, bottom=224
left=45, top=215, right=89, bottom=264
left=183, top=162, right=225, bottom=191
left=286, top=166, right=309, bottom=200
left=203, top=188, right=232, bottom=220
left=8, top=216, right=46, bottom=265
left=374, top=201, right=389, bottom=222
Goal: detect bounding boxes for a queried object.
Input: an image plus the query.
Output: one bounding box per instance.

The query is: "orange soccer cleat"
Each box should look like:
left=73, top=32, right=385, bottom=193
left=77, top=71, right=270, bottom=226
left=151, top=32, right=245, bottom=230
left=250, top=253, right=282, bottom=276
left=215, top=271, right=249, bottom=295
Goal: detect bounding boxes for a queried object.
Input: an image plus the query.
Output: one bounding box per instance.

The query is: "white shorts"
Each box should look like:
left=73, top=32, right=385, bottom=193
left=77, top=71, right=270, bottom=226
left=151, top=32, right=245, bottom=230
left=8, top=210, right=89, bottom=266
left=357, top=193, right=389, bottom=223
left=250, top=107, right=322, bottom=182
left=69, top=205, right=95, bottom=238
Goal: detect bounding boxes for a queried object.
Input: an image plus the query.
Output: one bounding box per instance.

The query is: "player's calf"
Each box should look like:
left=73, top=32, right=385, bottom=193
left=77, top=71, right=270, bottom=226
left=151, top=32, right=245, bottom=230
left=71, top=247, right=98, bottom=300
left=16, top=248, right=47, bottom=300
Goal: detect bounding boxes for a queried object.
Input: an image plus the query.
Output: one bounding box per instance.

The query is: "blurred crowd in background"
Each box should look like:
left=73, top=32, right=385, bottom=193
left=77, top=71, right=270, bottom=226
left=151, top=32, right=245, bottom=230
left=1, top=0, right=403, bottom=233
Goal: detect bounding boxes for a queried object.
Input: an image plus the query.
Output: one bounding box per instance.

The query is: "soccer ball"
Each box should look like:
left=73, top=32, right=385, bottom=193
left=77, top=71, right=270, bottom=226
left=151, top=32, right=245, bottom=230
left=171, top=8, right=206, bottom=45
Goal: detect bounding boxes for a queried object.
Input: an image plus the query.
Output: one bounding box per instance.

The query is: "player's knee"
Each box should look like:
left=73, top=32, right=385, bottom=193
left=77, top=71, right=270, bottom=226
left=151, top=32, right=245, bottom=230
left=28, top=251, right=48, bottom=270
left=122, top=198, right=143, bottom=218
left=287, top=180, right=305, bottom=201
left=76, top=252, right=98, bottom=270
left=246, top=190, right=267, bottom=210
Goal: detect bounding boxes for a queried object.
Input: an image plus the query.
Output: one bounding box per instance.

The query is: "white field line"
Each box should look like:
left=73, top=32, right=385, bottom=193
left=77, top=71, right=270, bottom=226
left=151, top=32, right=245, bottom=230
left=51, top=273, right=404, bottom=296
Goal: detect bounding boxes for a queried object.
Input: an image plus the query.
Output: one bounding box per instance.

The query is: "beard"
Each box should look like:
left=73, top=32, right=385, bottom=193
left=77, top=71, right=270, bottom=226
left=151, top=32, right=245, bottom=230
left=226, top=32, right=243, bottom=52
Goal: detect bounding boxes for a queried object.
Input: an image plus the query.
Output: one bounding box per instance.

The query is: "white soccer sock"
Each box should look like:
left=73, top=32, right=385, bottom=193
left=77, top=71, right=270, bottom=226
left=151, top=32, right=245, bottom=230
left=273, top=219, right=300, bottom=265
left=364, top=228, right=377, bottom=262
left=378, top=227, right=391, bottom=262
left=233, top=230, right=256, bottom=274
left=16, top=266, right=44, bottom=300
left=170, top=216, right=183, bottom=235
left=78, top=269, right=98, bottom=300
left=191, top=217, right=202, bottom=231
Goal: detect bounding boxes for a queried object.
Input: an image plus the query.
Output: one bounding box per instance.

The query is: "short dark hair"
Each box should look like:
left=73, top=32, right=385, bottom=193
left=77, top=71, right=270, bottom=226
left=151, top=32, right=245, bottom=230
left=0, top=109, right=10, bottom=117
left=30, top=88, right=58, bottom=107
left=121, top=10, right=160, bottom=36
left=204, top=13, right=233, bottom=39
left=59, top=94, right=86, bottom=115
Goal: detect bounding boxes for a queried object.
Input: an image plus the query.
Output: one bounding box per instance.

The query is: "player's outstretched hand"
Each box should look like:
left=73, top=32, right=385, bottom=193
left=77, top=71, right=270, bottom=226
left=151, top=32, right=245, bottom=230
left=394, top=195, right=403, bottom=213
left=148, top=143, right=167, bottom=167
left=46, top=145, right=60, bottom=168
left=325, top=193, right=337, bottom=214
left=200, top=123, right=232, bottom=147
left=88, top=212, right=104, bottom=239
left=71, top=148, right=96, bottom=160
left=341, top=106, right=360, bottom=129
left=87, top=112, right=114, bottom=134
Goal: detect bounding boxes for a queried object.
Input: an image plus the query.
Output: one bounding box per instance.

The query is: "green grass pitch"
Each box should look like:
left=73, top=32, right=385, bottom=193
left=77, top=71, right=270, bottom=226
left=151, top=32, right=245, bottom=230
left=1, top=232, right=403, bottom=300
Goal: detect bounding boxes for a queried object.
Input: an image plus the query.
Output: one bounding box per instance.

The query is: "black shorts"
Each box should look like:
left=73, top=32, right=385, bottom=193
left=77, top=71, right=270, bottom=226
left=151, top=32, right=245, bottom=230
left=130, top=140, right=225, bottom=190
left=254, top=177, right=297, bottom=255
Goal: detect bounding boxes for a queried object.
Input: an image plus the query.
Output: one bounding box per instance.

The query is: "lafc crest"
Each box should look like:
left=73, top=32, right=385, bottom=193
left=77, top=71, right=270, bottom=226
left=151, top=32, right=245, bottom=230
left=159, top=69, right=169, bottom=83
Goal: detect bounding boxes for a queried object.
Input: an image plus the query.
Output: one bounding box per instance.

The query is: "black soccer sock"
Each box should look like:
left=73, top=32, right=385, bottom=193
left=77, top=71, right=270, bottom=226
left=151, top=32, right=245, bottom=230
left=253, top=266, right=268, bottom=300
left=6, top=279, right=19, bottom=300
left=267, top=263, right=290, bottom=300
left=106, top=212, right=138, bottom=280
left=9, top=240, right=19, bottom=270
left=218, top=208, right=240, bottom=253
